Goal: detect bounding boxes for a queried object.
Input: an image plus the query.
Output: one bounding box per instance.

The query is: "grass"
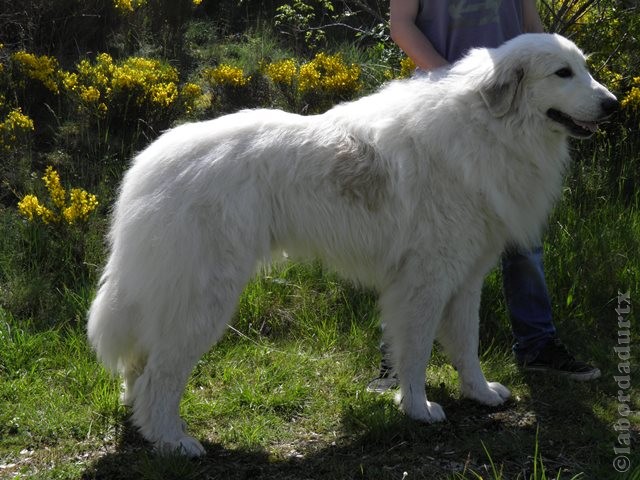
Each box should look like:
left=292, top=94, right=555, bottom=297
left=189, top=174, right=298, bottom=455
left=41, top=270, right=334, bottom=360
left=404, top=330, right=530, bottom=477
left=1, top=230, right=639, bottom=479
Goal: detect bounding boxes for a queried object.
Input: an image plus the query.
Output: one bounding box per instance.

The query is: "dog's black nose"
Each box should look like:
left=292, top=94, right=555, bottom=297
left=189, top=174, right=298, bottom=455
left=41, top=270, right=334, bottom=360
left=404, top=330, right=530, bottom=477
left=601, top=97, right=620, bottom=116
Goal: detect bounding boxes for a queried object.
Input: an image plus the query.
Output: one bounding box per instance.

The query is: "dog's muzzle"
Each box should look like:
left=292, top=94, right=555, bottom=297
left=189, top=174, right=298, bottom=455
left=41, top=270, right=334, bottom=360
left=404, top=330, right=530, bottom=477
left=547, top=97, right=620, bottom=138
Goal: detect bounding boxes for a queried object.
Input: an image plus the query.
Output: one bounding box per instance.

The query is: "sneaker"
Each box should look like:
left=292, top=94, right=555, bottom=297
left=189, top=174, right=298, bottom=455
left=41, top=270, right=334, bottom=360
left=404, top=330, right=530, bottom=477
left=366, top=365, right=399, bottom=393
left=520, top=337, right=601, bottom=381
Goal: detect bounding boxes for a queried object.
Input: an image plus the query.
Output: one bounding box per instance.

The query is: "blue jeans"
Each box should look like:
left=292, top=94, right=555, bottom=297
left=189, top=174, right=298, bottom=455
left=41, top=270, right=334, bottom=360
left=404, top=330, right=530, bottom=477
left=502, top=246, right=556, bottom=363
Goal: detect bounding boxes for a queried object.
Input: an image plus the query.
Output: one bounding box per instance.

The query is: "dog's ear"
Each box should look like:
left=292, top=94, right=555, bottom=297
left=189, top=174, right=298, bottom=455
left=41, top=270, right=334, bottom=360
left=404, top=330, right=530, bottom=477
left=480, top=68, right=524, bottom=117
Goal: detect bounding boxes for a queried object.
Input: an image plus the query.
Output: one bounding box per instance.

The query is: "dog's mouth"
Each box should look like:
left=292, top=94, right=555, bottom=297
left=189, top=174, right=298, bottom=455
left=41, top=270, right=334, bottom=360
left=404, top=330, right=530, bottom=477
left=546, top=109, right=604, bottom=138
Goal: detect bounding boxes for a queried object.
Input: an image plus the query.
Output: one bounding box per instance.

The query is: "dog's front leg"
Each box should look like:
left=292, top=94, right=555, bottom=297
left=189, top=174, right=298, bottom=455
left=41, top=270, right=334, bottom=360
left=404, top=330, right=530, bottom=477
left=437, top=271, right=511, bottom=406
left=379, top=278, right=447, bottom=423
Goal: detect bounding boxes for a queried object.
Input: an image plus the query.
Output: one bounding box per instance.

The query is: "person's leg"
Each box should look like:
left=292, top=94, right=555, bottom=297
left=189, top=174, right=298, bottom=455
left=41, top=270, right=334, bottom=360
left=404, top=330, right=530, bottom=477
left=502, top=246, right=601, bottom=380
left=366, top=331, right=399, bottom=393
left=501, top=246, right=555, bottom=363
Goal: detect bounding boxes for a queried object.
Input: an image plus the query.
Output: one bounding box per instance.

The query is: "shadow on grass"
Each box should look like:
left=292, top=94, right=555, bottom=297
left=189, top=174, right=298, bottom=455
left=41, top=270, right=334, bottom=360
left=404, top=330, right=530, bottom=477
left=81, top=373, right=619, bottom=480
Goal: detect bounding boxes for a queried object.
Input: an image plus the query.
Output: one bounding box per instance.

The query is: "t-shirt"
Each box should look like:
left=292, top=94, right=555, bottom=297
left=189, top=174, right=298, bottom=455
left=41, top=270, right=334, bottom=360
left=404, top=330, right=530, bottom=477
left=415, top=0, right=524, bottom=62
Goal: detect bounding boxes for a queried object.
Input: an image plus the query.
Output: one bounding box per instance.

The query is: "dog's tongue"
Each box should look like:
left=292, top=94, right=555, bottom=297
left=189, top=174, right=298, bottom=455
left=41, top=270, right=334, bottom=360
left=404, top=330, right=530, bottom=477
left=574, top=119, right=598, bottom=132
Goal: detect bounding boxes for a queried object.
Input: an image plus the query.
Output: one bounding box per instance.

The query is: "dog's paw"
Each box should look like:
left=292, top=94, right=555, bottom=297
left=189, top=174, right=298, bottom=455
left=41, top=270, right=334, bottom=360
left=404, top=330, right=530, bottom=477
left=395, top=393, right=447, bottom=423
left=156, top=435, right=206, bottom=458
left=463, top=381, right=511, bottom=406
left=487, top=382, right=511, bottom=402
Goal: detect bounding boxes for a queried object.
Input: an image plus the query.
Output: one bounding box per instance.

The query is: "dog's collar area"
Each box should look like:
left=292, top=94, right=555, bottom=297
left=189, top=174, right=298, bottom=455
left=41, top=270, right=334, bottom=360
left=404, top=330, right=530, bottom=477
left=546, top=108, right=599, bottom=138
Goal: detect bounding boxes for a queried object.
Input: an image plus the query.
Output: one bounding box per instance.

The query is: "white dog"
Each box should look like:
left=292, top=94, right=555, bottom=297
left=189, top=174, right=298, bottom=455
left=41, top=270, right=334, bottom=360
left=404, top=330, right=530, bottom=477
left=88, top=33, right=617, bottom=456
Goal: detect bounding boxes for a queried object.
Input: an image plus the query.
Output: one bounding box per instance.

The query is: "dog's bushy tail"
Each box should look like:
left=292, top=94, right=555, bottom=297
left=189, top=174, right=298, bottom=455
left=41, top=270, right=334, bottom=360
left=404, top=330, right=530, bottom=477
left=87, top=272, right=136, bottom=374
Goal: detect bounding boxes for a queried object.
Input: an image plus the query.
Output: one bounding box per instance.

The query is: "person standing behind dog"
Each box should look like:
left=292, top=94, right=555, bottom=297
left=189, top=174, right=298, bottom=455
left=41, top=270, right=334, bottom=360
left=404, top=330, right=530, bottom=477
left=366, top=0, right=601, bottom=393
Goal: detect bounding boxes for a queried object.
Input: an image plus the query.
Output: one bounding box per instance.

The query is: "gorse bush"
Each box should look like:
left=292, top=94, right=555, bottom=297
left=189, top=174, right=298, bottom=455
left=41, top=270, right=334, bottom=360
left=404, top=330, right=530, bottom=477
left=113, top=0, right=147, bottom=14
left=262, top=59, right=298, bottom=86
left=260, top=53, right=363, bottom=96
left=297, top=52, right=361, bottom=95
left=203, top=53, right=363, bottom=113
left=63, top=54, right=209, bottom=119
left=0, top=107, right=34, bottom=151
left=398, top=56, right=416, bottom=78
left=9, top=48, right=210, bottom=126
left=621, top=77, right=640, bottom=112
left=11, top=51, right=61, bottom=94
left=17, top=167, right=99, bottom=225
left=205, top=64, right=251, bottom=87
left=113, top=0, right=202, bottom=14
left=261, top=52, right=363, bottom=112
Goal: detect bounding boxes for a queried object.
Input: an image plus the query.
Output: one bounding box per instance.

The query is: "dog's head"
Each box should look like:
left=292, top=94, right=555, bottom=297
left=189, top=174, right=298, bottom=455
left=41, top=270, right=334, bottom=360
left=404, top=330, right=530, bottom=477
left=461, top=33, right=619, bottom=138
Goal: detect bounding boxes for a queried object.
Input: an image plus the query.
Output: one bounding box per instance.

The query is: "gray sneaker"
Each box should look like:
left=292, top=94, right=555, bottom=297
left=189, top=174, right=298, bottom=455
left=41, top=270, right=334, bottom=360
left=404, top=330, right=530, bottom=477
left=520, top=338, right=601, bottom=381
left=366, top=364, right=399, bottom=393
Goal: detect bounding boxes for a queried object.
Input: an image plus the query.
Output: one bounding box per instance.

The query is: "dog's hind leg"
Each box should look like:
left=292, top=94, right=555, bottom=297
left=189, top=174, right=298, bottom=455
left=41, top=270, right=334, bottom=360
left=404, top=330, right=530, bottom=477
left=129, top=281, right=247, bottom=457
left=379, top=274, right=448, bottom=423
left=129, top=230, right=262, bottom=457
left=437, top=272, right=511, bottom=406
left=130, top=347, right=208, bottom=457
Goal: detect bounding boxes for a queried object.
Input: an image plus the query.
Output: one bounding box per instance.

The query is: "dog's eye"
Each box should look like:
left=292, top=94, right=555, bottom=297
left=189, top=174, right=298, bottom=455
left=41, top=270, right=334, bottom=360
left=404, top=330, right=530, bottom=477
left=554, top=68, right=573, bottom=78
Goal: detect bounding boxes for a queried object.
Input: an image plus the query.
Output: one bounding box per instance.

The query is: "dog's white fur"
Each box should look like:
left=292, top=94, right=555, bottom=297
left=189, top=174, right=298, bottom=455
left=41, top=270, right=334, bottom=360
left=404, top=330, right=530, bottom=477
left=88, top=34, right=617, bottom=456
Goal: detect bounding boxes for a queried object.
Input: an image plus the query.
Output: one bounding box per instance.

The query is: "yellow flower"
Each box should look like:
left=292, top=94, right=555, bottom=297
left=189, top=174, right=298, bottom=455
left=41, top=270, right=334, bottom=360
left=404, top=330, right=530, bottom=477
left=17, top=194, right=56, bottom=223
left=18, top=194, right=42, bottom=221
left=298, top=61, right=321, bottom=92
left=621, top=77, right=640, bottom=111
left=264, top=59, right=297, bottom=86
left=113, top=0, right=147, bottom=14
left=622, top=87, right=640, bottom=110
left=179, top=83, right=210, bottom=113
left=298, top=53, right=361, bottom=95
left=61, top=71, right=79, bottom=91
left=206, top=64, right=251, bottom=87
left=18, top=167, right=99, bottom=224
left=78, top=53, right=114, bottom=92
left=12, top=51, right=60, bottom=93
left=79, top=85, right=101, bottom=103
left=63, top=188, right=99, bottom=223
left=1, top=109, right=35, bottom=134
left=0, top=108, right=34, bottom=150
left=111, top=57, right=179, bottom=106
left=42, top=166, right=66, bottom=210
left=149, top=82, right=179, bottom=107
left=399, top=57, right=416, bottom=78
left=71, top=53, right=180, bottom=111
left=182, top=82, right=200, bottom=97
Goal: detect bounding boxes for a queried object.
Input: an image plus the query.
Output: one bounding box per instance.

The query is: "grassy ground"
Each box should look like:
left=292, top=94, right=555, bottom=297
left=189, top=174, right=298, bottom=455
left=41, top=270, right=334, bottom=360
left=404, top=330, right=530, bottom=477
left=1, top=190, right=639, bottom=479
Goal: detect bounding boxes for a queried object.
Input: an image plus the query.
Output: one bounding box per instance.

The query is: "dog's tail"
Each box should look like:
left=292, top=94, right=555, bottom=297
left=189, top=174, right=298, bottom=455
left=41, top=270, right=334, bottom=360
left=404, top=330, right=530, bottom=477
left=87, top=270, right=138, bottom=374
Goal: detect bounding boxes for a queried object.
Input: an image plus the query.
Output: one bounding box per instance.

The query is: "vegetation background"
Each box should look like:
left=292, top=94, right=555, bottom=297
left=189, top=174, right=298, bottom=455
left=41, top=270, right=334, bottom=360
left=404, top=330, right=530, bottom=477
left=0, top=0, right=638, bottom=478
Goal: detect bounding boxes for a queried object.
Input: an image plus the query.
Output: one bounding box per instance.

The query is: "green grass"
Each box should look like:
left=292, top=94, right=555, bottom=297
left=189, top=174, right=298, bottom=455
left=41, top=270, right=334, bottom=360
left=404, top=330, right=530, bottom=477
left=1, top=240, right=639, bottom=479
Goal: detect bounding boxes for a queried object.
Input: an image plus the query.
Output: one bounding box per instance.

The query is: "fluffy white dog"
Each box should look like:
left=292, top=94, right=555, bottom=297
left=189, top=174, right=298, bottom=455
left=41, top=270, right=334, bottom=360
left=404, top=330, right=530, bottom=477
left=88, top=33, right=617, bottom=456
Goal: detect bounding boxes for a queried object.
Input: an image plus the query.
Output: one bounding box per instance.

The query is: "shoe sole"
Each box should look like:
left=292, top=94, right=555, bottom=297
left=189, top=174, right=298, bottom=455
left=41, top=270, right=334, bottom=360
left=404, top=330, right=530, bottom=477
left=366, top=378, right=399, bottom=393
left=523, top=365, right=601, bottom=381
